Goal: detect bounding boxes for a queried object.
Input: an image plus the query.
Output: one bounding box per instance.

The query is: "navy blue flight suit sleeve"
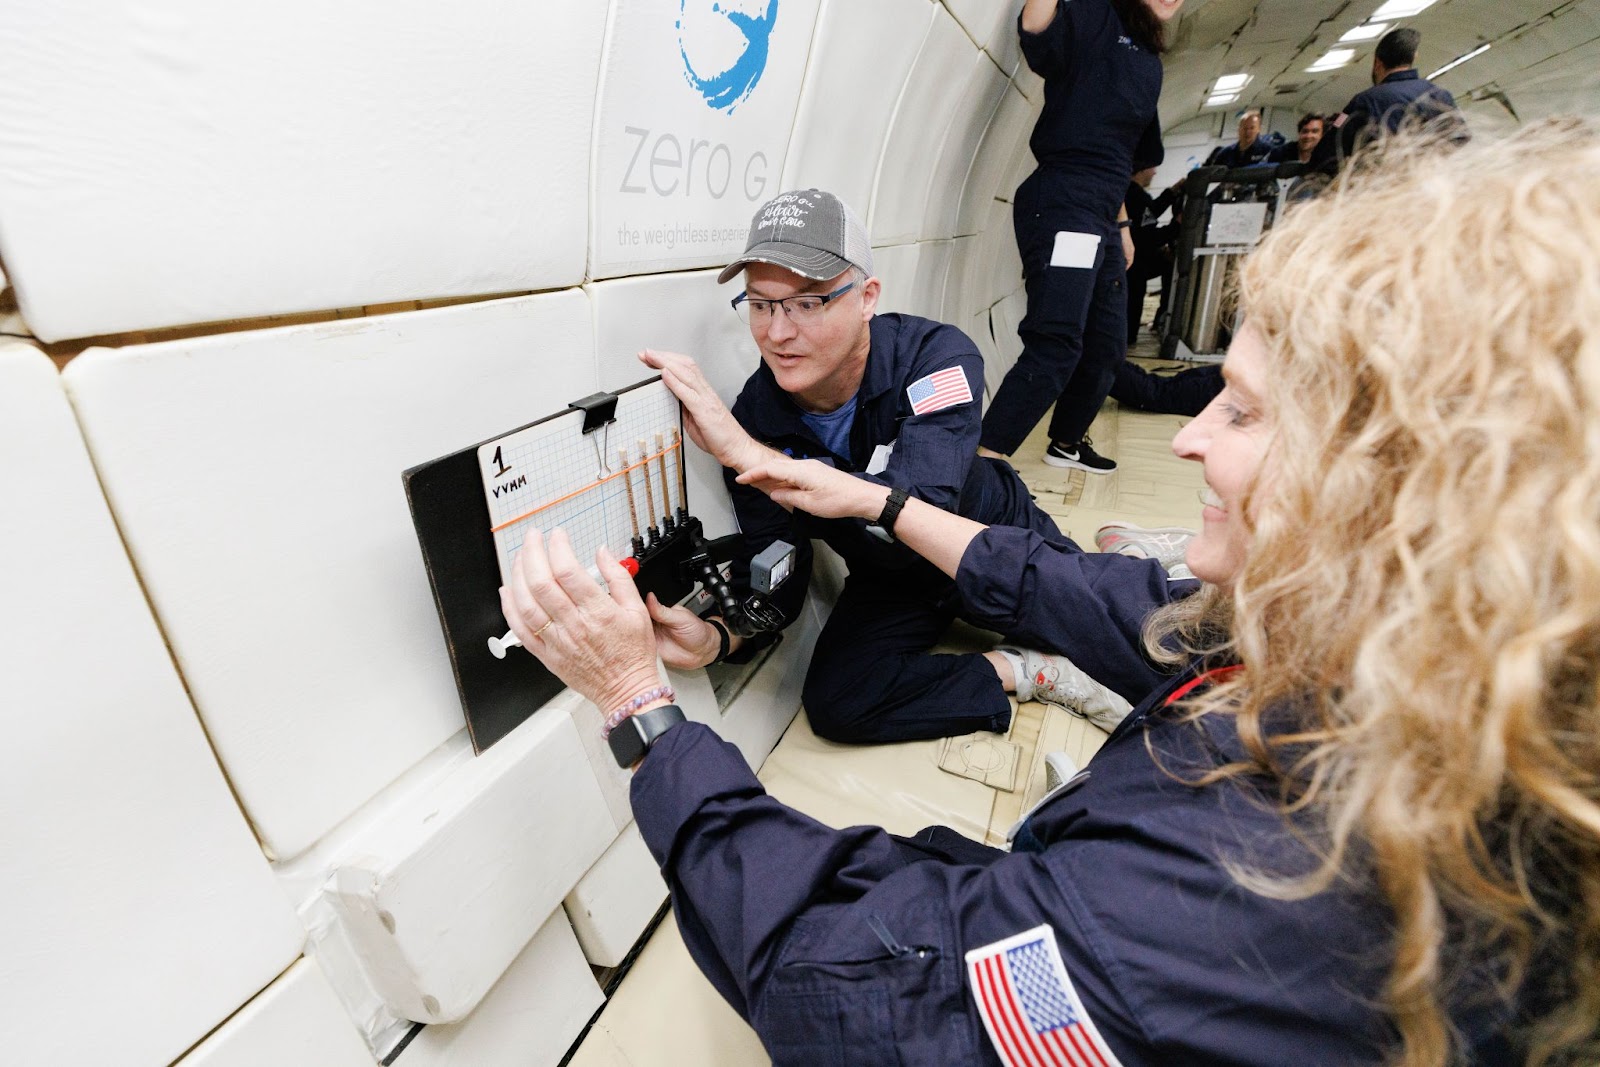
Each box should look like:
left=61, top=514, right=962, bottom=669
left=955, top=525, right=1196, bottom=703
left=859, top=338, right=984, bottom=513
left=1133, top=111, right=1165, bottom=169
left=1017, top=0, right=1089, bottom=81
left=631, top=722, right=1110, bottom=1065
left=632, top=718, right=1403, bottom=1066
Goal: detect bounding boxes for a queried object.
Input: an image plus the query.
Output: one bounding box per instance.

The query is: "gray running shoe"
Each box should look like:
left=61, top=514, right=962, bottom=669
left=1094, top=521, right=1196, bottom=572
left=1003, top=646, right=1133, bottom=732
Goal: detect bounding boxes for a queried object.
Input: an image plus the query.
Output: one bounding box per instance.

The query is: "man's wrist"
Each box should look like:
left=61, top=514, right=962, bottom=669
left=704, top=617, right=731, bottom=665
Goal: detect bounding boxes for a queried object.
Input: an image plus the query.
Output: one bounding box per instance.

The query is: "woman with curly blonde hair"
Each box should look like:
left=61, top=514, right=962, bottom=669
left=501, top=119, right=1599, bottom=1065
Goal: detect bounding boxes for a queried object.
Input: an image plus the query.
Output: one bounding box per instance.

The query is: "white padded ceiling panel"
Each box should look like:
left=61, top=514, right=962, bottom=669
left=871, top=6, right=979, bottom=245
left=922, top=53, right=1009, bottom=240
left=0, top=2, right=606, bottom=343
left=944, top=235, right=976, bottom=324
left=943, top=0, right=1014, bottom=56
left=402, top=911, right=602, bottom=1067
left=0, top=342, right=303, bottom=1067
left=62, top=294, right=599, bottom=861
left=912, top=240, right=956, bottom=322
left=590, top=0, right=822, bottom=279
left=985, top=5, right=1024, bottom=79
left=870, top=243, right=926, bottom=318
left=590, top=270, right=762, bottom=543
left=780, top=0, right=934, bottom=217
left=969, top=309, right=1003, bottom=401
left=176, top=960, right=376, bottom=1067
left=956, top=84, right=1038, bottom=236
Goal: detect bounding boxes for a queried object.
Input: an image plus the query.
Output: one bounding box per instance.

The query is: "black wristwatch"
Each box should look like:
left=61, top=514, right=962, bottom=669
left=874, top=487, right=910, bottom=541
left=607, top=703, right=686, bottom=768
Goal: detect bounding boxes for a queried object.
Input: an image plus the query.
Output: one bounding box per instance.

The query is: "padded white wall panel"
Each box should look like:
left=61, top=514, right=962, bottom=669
left=922, top=54, right=1009, bottom=240
left=944, top=235, right=976, bottom=325
left=0, top=2, right=606, bottom=342
left=989, top=288, right=1028, bottom=393
left=912, top=239, right=956, bottom=322
left=590, top=0, right=822, bottom=279
left=62, top=294, right=600, bottom=861
left=870, top=6, right=980, bottom=245
left=589, top=269, right=761, bottom=544
left=870, top=243, right=925, bottom=318
left=564, top=822, right=668, bottom=968
left=0, top=342, right=304, bottom=1067
left=327, top=709, right=612, bottom=1024
left=176, top=960, right=376, bottom=1067
left=957, top=85, right=1038, bottom=236
left=943, top=0, right=1014, bottom=56
left=401, top=912, right=603, bottom=1067
left=780, top=0, right=934, bottom=218
left=970, top=310, right=1004, bottom=401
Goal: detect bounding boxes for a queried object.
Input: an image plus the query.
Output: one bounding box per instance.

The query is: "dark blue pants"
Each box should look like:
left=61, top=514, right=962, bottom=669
left=981, top=181, right=1127, bottom=456
left=801, top=568, right=1011, bottom=744
left=801, top=494, right=1062, bottom=744
left=1110, top=361, right=1223, bottom=416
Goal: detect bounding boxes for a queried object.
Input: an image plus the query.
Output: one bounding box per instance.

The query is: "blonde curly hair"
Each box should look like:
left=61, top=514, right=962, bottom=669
left=1148, top=118, right=1600, bottom=1064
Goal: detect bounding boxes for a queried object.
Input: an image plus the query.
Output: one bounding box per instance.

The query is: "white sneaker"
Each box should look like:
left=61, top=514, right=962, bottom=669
left=1044, top=751, right=1080, bottom=793
left=1094, top=522, right=1196, bottom=571
left=1003, top=646, right=1133, bottom=732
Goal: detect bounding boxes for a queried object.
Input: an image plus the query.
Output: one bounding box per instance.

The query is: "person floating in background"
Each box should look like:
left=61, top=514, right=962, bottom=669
left=1270, top=111, right=1324, bottom=163
left=638, top=189, right=1127, bottom=745
left=1314, top=27, right=1466, bottom=173
left=502, top=120, right=1600, bottom=1066
left=977, top=0, right=1184, bottom=477
left=1109, top=357, right=1221, bottom=416
left=1203, top=108, right=1276, bottom=167
left=1123, top=160, right=1180, bottom=343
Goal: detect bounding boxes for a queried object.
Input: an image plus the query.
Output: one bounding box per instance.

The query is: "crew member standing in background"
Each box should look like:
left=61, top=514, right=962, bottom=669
left=977, top=0, right=1184, bottom=476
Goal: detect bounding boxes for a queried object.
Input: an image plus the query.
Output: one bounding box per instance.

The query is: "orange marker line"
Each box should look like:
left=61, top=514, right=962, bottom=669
left=490, top=442, right=681, bottom=534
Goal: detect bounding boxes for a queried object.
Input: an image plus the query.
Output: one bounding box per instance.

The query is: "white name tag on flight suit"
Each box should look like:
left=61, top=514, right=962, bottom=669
left=1050, top=231, right=1099, bottom=269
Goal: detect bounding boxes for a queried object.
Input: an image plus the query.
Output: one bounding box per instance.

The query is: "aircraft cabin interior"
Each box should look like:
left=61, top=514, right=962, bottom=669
left=2, top=0, right=1595, bottom=1064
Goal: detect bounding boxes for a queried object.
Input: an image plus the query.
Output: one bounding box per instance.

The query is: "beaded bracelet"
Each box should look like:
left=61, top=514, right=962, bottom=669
left=601, top=684, right=675, bottom=739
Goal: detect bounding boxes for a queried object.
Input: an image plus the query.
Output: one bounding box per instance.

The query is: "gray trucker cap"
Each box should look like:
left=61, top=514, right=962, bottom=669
left=717, top=189, right=875, bottom=284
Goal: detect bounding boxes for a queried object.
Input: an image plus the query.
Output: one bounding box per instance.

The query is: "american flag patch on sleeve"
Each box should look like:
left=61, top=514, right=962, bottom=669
left=906, top=366, right=973, bottom=416
left=966, top=925, right=1126, bottom=1067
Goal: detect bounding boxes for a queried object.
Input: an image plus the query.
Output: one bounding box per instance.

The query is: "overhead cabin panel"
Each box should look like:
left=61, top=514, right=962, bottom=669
left=781, top=0, right=934, bottom=218
left=0, top=1, right=606, bottom=342
left=590, top=0, right=822, bottom=279
left=871, top=5, right=981, bottom=245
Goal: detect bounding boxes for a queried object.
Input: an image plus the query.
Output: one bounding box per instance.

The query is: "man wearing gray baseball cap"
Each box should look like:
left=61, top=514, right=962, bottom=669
left=640, top=190, right=1116, bottom=744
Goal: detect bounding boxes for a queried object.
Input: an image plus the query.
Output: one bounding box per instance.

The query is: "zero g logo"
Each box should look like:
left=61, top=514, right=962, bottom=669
left=676, top=0, right=779, bottom=113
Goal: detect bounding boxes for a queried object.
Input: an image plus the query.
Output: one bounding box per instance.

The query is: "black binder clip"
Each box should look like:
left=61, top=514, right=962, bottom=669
left=567, top=391, right=619, bottom=435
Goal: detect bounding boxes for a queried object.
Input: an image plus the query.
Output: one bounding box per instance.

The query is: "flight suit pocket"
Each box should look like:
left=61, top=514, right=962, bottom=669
left=753, top=912, right=975, bottom=1066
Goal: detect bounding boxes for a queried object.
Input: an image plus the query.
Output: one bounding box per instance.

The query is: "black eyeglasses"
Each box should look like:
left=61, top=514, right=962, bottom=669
left=731, top=282, right=856, bottom=325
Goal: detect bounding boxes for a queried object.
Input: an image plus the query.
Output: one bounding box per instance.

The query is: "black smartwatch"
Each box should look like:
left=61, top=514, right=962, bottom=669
left=874, top=487, right=910, bottom=541
left=607, top=703, right=686, bottom=768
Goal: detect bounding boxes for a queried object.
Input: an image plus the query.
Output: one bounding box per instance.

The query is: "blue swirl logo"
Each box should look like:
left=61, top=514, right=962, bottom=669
left=677, top=0, right=779, bottom=113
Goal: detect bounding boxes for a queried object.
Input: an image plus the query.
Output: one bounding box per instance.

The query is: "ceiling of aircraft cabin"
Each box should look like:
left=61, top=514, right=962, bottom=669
left=1159, top=0, right=1599, bottom=132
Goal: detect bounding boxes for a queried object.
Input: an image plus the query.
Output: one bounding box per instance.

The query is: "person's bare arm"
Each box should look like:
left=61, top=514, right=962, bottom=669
left=736, top=456, right=987, bottom=580
left=1020, top=0, right=1059, bottom=34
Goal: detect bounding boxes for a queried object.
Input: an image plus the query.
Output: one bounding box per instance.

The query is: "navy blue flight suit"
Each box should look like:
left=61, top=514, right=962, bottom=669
left=632, top=526, right=1524, bottom=1064
left=1202, top=137, right=1276, bottom=168
left=980, top=0, right=1165, bottom=457
left=1312, top=69, right=1465, bottom=174
left=726, top=313, right=1060, bottom=744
